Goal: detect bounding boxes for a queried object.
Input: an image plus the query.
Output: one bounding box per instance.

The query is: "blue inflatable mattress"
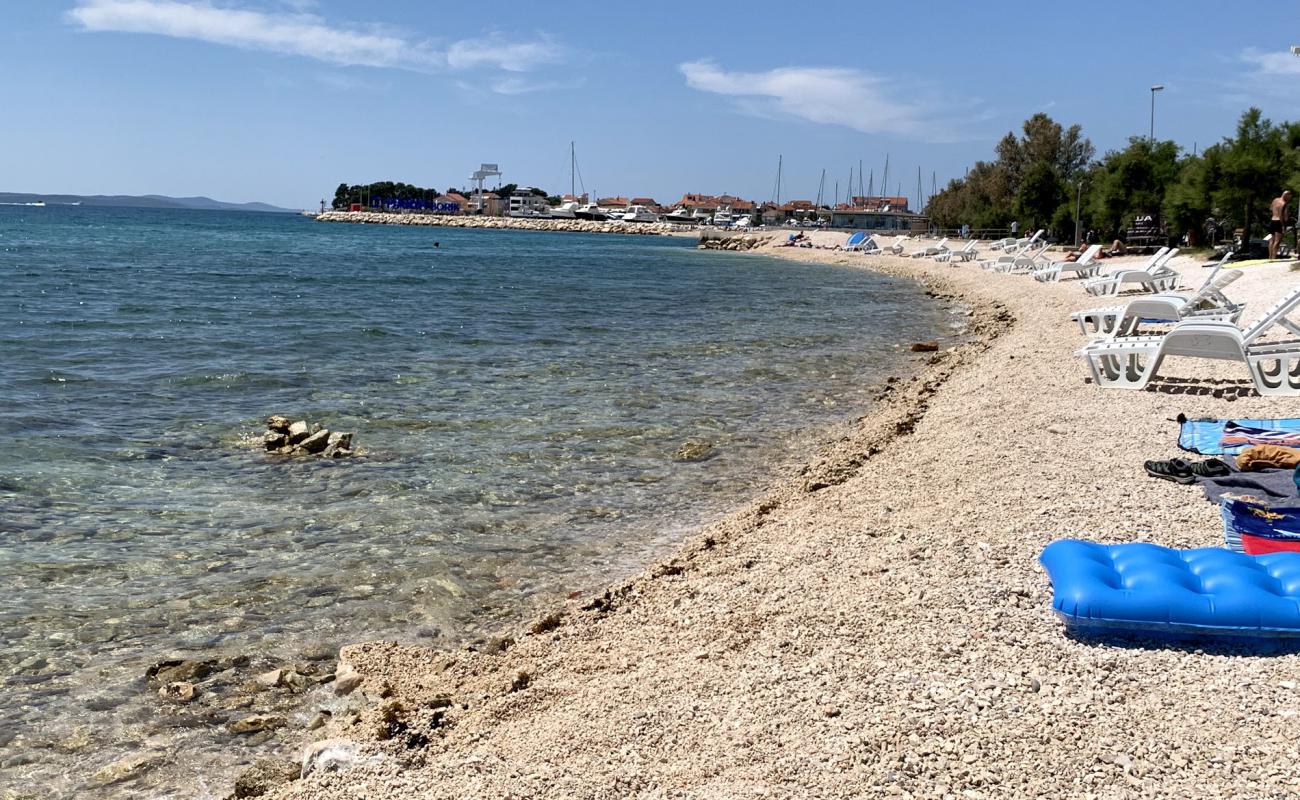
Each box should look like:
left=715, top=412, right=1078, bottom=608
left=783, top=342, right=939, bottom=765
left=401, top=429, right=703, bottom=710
left=1040, top=540, right=1300, bottom=637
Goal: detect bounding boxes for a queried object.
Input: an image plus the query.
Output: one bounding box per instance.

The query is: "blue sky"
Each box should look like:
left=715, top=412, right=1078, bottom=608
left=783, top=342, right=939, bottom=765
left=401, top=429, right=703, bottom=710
left=3, top=1, right=1299, bottom=209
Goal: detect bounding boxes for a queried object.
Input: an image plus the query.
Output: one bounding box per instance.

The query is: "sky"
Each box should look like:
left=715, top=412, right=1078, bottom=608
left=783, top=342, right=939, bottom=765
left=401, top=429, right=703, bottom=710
left=3, top=1, right=1300, bottom=210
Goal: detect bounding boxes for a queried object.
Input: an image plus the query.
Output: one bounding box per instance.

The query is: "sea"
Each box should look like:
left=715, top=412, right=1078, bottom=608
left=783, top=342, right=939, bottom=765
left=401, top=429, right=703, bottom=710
left=0, top=205, right=961, bottom=797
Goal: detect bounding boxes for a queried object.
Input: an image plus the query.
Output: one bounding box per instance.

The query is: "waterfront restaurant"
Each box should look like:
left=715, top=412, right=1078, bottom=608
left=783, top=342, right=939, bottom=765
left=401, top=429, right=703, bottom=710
left=829, top=206, right=927, bottom=232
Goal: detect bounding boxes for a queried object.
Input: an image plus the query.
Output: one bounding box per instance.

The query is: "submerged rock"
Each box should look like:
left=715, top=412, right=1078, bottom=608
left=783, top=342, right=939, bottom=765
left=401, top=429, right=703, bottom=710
left=158, top=681, right=198, bottom=703
left=233, top=758, right=300, bottom=798
left=674, top=440, right=715, bottom=462
left=266, top=415, right=292, bottom=433
left=91, top=753, right=163, bottom=786
left=146, top=658, right=213, bottom=684
left=228, top=714, right=286, bottom=735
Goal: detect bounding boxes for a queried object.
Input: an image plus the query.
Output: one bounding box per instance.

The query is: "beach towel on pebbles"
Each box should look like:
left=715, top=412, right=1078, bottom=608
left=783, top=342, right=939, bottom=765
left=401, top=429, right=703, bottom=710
left=1197, top=460, right=1297, bottom=507
left=1177, top=415, right=1300, bottom=455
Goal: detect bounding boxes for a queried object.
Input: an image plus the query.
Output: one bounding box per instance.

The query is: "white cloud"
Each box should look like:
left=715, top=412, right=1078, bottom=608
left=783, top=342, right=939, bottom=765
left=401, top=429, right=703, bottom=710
left=679, top=60, right=972, bottom=141
left=66, top=0, right=562, bottom=77
left=448, top=35, right=562, bottom=73
left=1241, top=47, right=1300, bottom=77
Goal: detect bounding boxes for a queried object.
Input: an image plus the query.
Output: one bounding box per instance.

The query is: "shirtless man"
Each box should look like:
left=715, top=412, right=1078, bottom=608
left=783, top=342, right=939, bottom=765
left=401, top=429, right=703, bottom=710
left=1270, top=190, right=1292, bottom=259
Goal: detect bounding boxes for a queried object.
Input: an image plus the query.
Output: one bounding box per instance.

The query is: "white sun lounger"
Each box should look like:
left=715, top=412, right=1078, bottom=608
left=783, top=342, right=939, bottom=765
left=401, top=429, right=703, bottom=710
left=998, top=242, right=1053, bottom=273
left=1033, top=244, right=1103, bottom=282
left=1077, top=285, right=1300, bottom=395
left=935, top=240, right=978, bottom=263
left=1081, top=248, right=1181, bottom=296
left=842, top=231, right=869, bottom=251
left=1072, top=264, right=1244, bottom=338
left=980, top=239, right=1046, bottom=271
left=884, top=235, right=910, bottom=255
left=910, top=237, right=950, bottom=258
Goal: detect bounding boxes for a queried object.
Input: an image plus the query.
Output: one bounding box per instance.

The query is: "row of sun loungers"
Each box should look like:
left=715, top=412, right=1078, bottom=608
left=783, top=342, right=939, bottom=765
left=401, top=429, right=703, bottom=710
left=866, top=229, right=1300, bottom=396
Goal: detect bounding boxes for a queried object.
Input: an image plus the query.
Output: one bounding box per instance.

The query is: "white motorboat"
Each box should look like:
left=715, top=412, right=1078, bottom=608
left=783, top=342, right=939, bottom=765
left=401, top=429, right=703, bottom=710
left=621, top=205, right=659, bottom=223
left=548, top=201, right=579, bottom=219
left=662, top=207, right=697, bottom=224
left=691, top=208, right=712, bottom=223
left=734, top=215, right=753, bottom=228
left=573, top=202, right=608, bottom=221
left=712, top=209, right=733, bottom=226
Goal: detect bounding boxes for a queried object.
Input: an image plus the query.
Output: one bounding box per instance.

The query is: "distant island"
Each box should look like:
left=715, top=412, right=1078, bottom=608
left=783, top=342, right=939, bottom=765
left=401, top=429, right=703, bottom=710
left=0, top=192, right=295, bottom=213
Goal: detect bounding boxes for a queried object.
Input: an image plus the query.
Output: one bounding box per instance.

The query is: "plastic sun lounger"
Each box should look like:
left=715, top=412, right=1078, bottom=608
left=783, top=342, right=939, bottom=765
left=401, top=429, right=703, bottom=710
left=1073, top=251, right=1237, bottom=336
left=935, top=240, right=977, bottom=263
left=1072, top=267, right=1244, bottom=339
left=1034, top=244, right=1103, bottom=282
left=1082, top=248, right=1181, bottom=297
left=993, top=242, right=1051, bottom=273
left=1077, top=284, right=1300, bottom=396
left=1041, top=540, right=1300, bottom=640
left=910, top=237, right=949, bottom=258
left=884, top=235, right=910, bottom=255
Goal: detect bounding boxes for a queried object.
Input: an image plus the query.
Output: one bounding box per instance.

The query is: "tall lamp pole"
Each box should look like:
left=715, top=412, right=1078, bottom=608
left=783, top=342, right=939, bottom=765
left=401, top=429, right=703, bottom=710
left=1149, top=85, right=1164, bottom=142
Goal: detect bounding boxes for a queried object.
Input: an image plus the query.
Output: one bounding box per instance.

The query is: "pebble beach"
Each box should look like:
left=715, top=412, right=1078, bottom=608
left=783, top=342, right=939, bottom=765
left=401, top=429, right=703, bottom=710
left=263, top=234, right=1300, bottom=800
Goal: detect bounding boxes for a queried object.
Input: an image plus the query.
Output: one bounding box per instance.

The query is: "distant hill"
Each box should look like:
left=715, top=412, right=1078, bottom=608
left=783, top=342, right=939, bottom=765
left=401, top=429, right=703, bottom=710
left=0, top=192, right=296, bottom=213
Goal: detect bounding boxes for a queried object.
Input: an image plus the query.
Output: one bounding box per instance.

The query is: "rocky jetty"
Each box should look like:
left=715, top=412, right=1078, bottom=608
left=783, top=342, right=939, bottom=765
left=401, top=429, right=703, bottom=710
left=696, top=230, right=775, bottom=251
left=315, top=210, right=681, bottom=236
left=263, top=416, right=355, bottom=458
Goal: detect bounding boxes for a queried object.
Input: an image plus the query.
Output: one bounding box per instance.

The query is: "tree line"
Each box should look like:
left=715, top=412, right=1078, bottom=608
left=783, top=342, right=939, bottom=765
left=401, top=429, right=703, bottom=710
left=927, top=108, right=1300, bottom=245
left=331, top=182, right=549, bottom=209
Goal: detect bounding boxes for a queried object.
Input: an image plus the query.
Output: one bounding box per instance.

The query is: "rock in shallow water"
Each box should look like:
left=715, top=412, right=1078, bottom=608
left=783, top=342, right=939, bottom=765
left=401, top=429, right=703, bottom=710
left=228, top=714, right=286, bottom=735
left=158, top=681, right=197, bottom=703
left=674, top=440, right=715, bottom=462
left=91, top=752, right=163, bottom=786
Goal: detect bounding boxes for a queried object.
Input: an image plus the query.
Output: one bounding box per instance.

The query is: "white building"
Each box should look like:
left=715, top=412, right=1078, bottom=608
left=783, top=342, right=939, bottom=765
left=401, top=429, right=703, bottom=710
left=508, top=188, right=551, bottom=216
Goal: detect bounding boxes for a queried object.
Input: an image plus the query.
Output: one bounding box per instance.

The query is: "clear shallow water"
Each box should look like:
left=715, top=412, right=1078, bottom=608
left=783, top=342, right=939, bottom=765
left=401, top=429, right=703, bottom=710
left=0, top=206, right=958, bottom=796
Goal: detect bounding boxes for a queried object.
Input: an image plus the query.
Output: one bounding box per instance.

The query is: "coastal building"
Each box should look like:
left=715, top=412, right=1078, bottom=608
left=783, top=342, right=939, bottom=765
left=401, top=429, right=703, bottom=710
left=598, top=196, right=631, bottom=212
left=467, top=192, right=502, bottom=216
left=631, top=197, right=660, bottom=212
left=508, top=188, right=551, bottom=216
left=829, top=207, right=927, bottom=232
left=848, top=196, right=910, bottom=213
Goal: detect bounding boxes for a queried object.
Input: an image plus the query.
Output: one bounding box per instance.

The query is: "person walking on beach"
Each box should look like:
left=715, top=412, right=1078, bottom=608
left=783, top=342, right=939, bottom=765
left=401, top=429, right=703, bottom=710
left=1270, top=190, right=1291, bottom=260
left=1010, top=220, right=1019, bottom=238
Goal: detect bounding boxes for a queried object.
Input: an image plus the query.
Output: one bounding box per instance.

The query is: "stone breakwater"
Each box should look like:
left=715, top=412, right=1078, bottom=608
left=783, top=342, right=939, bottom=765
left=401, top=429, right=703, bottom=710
left=315, top=211, right=680, bottom=236
left=696, top=230, right=777, bottom=251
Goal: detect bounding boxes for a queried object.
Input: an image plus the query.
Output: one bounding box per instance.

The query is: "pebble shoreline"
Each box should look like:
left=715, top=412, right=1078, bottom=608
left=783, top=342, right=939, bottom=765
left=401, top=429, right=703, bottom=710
left=247, top=238, right=1300, bottom=798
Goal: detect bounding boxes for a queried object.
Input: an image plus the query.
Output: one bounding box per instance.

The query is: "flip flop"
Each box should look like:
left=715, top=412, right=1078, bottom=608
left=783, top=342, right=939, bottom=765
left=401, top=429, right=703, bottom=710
left=1144, top=459, right=1196, bottom=484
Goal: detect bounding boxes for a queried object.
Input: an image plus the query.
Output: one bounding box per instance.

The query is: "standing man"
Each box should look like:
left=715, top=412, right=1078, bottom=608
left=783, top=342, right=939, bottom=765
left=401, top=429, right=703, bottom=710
left=1269, top=190, right=1292, bottom=260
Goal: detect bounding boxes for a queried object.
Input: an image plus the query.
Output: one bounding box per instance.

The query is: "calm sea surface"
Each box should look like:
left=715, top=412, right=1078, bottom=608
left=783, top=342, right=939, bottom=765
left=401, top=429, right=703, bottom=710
left=0, top=206, right=959, bottom=797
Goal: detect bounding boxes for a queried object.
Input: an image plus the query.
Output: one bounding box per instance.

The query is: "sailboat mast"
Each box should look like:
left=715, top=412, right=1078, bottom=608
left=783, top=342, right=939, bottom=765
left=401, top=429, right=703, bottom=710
left=776, top=155, right=783, bottom=206
left=868, top=170, right=874, bottom=198
left=882, top=155, right=890, bottom=202
left=570, top=141, right=575, bottom=199
left=917, top=166, right=922, bottom=212
left=815, top=168, right=826, bottom=208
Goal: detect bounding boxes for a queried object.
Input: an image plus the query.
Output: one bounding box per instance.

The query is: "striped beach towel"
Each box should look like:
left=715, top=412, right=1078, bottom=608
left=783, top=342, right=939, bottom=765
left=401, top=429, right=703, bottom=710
left=1178, top=415, right=1300, bottom=455
left=1222, top=422, right=1300, bottom=449
left=1222, top=498, right=1300, bottom=554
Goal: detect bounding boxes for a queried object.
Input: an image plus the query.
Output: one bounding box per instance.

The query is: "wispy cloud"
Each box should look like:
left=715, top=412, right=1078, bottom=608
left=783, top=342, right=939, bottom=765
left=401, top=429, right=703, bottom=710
left=447, top=35, right=562, bottom=73
left=679, top=60, right=982, bottom=142
left=1240, top=47, right=1300, bottom=78
left=66, top=0, right=563, bottom=76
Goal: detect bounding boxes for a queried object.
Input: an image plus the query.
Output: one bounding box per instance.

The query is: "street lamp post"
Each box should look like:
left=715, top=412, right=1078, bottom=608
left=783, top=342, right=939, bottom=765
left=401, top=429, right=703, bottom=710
left=1149, top=85, right=1164, bottom=142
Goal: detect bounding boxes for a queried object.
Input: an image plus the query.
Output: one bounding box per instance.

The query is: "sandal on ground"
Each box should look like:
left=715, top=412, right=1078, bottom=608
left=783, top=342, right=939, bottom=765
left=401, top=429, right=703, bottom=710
left=1144, top=459, right=1196, bottom=484
left=1186, top=458, right=1230, bottom=479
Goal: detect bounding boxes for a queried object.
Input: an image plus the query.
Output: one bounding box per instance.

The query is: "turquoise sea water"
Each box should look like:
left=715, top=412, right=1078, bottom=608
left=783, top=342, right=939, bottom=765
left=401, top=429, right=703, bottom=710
left=0, top=206, right=959, bottom=797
